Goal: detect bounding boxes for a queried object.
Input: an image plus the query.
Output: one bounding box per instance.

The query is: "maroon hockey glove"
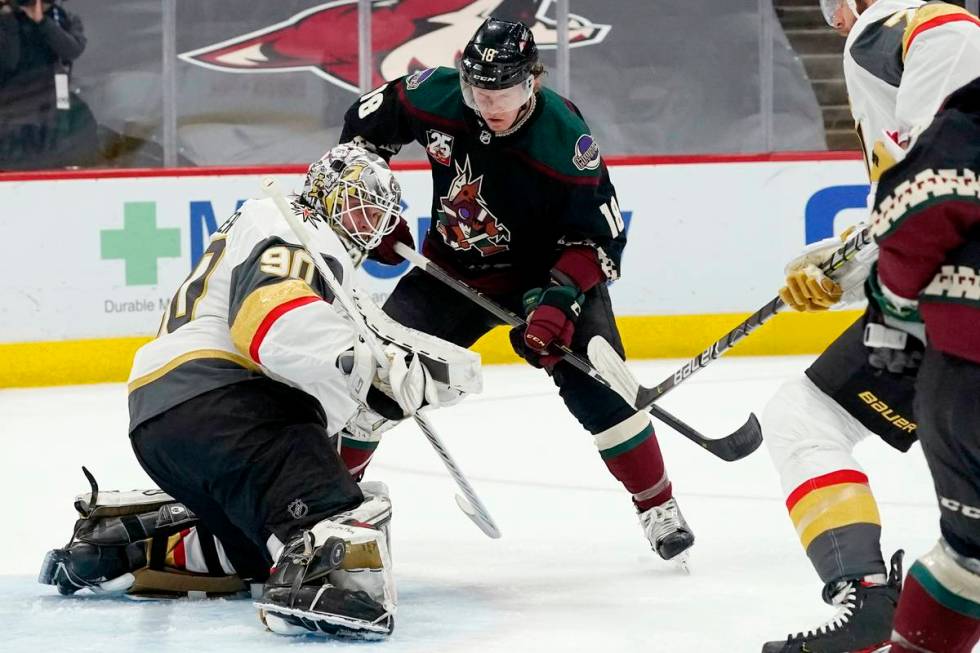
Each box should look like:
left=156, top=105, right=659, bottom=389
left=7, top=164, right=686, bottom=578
left=368, top=217, right=414, bottom=265
left=519, top=285, right=584, bottom=368
left=508, top=326, right=546, bottom=369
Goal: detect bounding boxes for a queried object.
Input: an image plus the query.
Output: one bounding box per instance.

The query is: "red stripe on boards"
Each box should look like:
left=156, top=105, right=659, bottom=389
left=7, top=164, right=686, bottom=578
left=0, top=151, right=863, bottom=182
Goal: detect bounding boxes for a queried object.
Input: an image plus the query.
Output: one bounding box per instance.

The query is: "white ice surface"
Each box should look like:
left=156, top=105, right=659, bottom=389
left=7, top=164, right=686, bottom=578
left=1, top=357, right=947, bottom=652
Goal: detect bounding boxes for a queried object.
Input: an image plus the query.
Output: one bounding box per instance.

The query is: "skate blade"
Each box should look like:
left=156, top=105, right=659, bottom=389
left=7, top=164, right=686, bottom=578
left=668, top=551, right=691, bottom=574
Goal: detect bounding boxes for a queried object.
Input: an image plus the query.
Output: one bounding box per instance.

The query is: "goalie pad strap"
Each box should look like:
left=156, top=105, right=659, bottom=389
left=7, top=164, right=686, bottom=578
left=148, top=532, right=168, bottom=571
left=195, top=523, right=226, bottom=577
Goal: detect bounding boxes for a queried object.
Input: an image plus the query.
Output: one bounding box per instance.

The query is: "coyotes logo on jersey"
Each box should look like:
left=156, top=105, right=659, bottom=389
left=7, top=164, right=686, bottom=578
left=436, top=157, right=510, bottom=256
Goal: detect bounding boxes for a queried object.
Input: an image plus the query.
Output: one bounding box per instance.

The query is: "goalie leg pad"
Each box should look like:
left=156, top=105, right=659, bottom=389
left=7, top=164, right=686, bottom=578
left=40, top=470, right=246, bottom=597
left=257, top=486, right=395, bottom=638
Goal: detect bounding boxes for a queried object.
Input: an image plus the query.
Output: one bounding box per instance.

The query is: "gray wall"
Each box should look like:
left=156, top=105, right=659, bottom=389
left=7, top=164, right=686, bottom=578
left=66, top=0, right=825, bottom=166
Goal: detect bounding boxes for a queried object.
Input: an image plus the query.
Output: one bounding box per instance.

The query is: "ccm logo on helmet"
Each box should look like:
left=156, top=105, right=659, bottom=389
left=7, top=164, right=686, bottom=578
left=940, top=497, right=980, bottom=519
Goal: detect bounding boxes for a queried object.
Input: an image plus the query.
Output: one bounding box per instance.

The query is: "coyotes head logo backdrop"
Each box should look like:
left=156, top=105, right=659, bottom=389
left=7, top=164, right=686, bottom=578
left=179, top=0, right=610, bottom=91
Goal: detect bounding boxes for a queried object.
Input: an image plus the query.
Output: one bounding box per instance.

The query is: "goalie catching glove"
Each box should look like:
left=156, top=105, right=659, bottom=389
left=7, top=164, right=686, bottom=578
left=778, top=225, right=876, bottom=312
left=340, top=288, right=482, bottom=419
left=344, top=336, right=440, bottom=416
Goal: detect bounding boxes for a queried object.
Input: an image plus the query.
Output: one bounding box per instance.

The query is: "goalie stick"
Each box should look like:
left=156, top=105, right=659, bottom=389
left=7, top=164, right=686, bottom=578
left=393, top=242, right=761, bottom=462
left=262, top=178, right=501, bottom=539
left=588, top=226, right=875, bottom=413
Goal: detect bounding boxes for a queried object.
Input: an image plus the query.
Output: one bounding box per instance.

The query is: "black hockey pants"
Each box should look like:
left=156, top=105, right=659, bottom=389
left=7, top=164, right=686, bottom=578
left=914, top=347, right=980, bottom=561
left=130, top=378, right=363, bottom=580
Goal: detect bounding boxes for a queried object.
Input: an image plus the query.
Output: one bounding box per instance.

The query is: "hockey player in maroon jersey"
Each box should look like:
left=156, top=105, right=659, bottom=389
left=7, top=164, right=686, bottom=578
left=868, top=75, right=980, bottom=653
left=338, top=18, right=695, bottom=562
left=762, top=1, right=980, bottom=651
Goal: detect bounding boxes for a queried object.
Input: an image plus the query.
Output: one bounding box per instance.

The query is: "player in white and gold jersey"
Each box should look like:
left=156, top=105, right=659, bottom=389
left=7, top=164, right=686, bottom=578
left=40, top=144, right=482, bottom=640
left=762, top=2, right=980, bottom=651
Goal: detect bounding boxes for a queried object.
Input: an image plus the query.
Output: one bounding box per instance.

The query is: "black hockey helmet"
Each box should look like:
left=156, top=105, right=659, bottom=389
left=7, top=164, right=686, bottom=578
left=459, top=18, right=538, bottom=91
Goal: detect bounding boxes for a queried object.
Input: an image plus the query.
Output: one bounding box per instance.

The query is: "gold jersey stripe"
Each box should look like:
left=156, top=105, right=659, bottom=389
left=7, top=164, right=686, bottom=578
left=127, top=349, right=260, bottom=393
left=229, top=278, right=320, bottom=363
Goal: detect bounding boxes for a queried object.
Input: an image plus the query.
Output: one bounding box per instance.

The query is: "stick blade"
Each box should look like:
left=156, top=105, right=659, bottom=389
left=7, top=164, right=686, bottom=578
left=455, top=494, right=502, bottom=539
left=587, top=336, right=639, bottom=407
left=701, top=413, right=763, bottom=462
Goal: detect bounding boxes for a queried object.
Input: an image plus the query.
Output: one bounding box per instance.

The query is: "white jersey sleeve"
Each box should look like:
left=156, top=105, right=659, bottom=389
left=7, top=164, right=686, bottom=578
left=844, top=0, right=980, bottom=182
left=895, top=5, right=980, bottom=134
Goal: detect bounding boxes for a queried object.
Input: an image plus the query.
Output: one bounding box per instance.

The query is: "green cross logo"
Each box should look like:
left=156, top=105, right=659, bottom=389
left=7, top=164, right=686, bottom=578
left=101, top=202, right=181, bottom=285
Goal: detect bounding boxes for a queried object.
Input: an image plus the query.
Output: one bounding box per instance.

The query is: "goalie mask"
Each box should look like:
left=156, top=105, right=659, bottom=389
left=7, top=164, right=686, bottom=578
left=301, top=144, right=402, bottom=255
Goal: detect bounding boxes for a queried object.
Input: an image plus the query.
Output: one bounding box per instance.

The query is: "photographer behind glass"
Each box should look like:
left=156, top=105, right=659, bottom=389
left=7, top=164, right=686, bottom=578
left=0, top=0, right=98, bottom=170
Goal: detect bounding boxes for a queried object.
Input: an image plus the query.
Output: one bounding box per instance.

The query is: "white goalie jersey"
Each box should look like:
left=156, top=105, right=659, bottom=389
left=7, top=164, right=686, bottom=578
left=128, top=197, right=362, bottom=435
left=843, top=0, right=980, bottom=182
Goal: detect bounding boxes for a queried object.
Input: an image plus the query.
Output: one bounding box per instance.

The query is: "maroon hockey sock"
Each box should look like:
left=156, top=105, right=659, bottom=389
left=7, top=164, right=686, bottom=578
left=594, top=414, right=672, bottom=511
left=339, top=436, right=378, bottom=481
left=890, top=561, right=980, bottom=653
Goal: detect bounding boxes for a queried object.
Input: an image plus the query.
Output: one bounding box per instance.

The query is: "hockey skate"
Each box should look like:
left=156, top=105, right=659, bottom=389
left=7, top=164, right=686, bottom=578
left=761, top=550, right=903, bottom=653
left=638, top=497, right=695, bottom=567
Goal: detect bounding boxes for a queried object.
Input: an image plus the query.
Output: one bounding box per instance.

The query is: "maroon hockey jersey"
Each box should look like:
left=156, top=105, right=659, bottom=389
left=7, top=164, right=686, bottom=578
left=870, top=77, right=980, bottom=364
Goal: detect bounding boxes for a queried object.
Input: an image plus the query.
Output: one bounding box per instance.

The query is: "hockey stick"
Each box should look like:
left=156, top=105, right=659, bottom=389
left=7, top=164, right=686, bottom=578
left=262, top=178, right=501, bottom=539
left=588, top=226, right=876, bottom=412
left=393, top=242, right=761, bottom=462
